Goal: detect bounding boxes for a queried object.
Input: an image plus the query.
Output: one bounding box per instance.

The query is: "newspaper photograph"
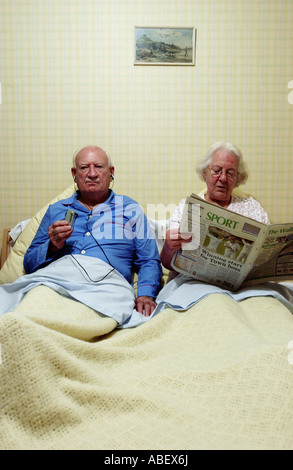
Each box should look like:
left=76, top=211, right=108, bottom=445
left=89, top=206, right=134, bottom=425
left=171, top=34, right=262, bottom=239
left=171, top=193, right=293, bottom=291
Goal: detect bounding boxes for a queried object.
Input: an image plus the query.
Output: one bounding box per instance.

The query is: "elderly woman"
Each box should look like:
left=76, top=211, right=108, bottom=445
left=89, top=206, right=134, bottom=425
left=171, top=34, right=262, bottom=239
left=161, top=142, right=270, bottom=272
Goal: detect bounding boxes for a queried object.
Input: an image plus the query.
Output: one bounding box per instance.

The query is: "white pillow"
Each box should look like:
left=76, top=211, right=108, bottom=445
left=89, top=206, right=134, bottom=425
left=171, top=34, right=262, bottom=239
left=148, top=219, right=168, bottom=252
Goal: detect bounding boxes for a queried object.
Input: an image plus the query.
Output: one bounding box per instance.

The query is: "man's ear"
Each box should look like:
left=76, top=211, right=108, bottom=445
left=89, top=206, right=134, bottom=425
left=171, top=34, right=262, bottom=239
left=71, top=168, right=76, bottom=180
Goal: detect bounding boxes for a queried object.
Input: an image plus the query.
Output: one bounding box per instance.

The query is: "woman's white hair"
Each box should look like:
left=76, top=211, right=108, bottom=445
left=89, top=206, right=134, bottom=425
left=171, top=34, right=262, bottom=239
left=72, top=145, right=112, bottom=168
left=196, top=142, right=248, bottom=187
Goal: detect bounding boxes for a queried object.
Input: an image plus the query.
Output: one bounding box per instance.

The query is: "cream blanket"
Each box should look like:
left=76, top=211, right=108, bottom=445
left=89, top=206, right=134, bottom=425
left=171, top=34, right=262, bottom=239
left=1, top=285, right=293, bottom=450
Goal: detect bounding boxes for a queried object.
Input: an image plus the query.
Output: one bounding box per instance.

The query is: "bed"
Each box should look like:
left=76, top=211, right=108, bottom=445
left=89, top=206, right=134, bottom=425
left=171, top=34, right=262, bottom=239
left=1, top=186, right=293, bottom=450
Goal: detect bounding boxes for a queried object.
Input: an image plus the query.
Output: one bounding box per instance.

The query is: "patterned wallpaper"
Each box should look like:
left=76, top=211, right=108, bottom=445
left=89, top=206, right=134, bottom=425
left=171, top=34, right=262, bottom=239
left=1, top=0, right=293, bottom=247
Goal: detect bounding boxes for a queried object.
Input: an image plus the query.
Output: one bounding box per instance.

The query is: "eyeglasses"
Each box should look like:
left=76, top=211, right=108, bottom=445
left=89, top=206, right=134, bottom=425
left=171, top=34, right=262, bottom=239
left=208, top=167, right=238, bottom=180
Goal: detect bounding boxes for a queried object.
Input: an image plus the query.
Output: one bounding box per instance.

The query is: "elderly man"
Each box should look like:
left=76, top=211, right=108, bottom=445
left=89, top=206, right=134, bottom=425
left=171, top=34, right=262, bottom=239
left=23, top=145, right=162, bottom=317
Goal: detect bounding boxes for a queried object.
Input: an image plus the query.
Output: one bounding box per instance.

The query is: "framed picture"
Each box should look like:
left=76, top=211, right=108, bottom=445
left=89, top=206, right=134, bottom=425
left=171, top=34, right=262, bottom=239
left=134, top=27, right=196, bottom=66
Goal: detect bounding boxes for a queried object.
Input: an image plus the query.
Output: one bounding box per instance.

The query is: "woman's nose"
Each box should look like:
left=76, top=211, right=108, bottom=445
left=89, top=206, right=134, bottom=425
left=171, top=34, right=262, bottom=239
left=219, top=171, right=228, bottom=182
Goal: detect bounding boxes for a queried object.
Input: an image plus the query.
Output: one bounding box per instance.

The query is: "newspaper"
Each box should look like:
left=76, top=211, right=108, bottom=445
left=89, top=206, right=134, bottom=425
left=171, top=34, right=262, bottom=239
left=171, top=193, right=293, bottom=291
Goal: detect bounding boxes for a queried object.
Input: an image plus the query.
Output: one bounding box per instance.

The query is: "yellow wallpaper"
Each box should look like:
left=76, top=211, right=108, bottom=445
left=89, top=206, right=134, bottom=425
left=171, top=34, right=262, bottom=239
left=1, top=0, right=293, bottom=248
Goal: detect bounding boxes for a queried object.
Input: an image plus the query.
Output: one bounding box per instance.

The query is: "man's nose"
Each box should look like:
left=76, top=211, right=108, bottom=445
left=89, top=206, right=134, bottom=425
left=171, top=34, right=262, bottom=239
left=88, top=165, right=98, bottom=177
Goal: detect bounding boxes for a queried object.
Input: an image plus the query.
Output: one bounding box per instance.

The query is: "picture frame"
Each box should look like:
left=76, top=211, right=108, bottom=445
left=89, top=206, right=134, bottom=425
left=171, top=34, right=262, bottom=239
left=134, top=27, right=196, bottom=66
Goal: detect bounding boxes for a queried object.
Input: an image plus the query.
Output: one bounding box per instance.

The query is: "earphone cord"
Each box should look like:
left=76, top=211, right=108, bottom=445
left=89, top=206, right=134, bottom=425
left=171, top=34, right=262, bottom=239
left=65, top=219, right=116, bottom=283
left=68, top=251, right=115, bottom=283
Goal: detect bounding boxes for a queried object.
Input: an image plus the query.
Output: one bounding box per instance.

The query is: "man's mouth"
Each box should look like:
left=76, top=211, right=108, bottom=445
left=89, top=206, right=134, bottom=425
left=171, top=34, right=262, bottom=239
left=86, top=179, right=100, bottom=184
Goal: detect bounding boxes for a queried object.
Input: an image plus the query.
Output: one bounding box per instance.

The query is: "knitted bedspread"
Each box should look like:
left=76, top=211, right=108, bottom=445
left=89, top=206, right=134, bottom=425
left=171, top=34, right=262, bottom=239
left=1, top=285, right=293, bottom=450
